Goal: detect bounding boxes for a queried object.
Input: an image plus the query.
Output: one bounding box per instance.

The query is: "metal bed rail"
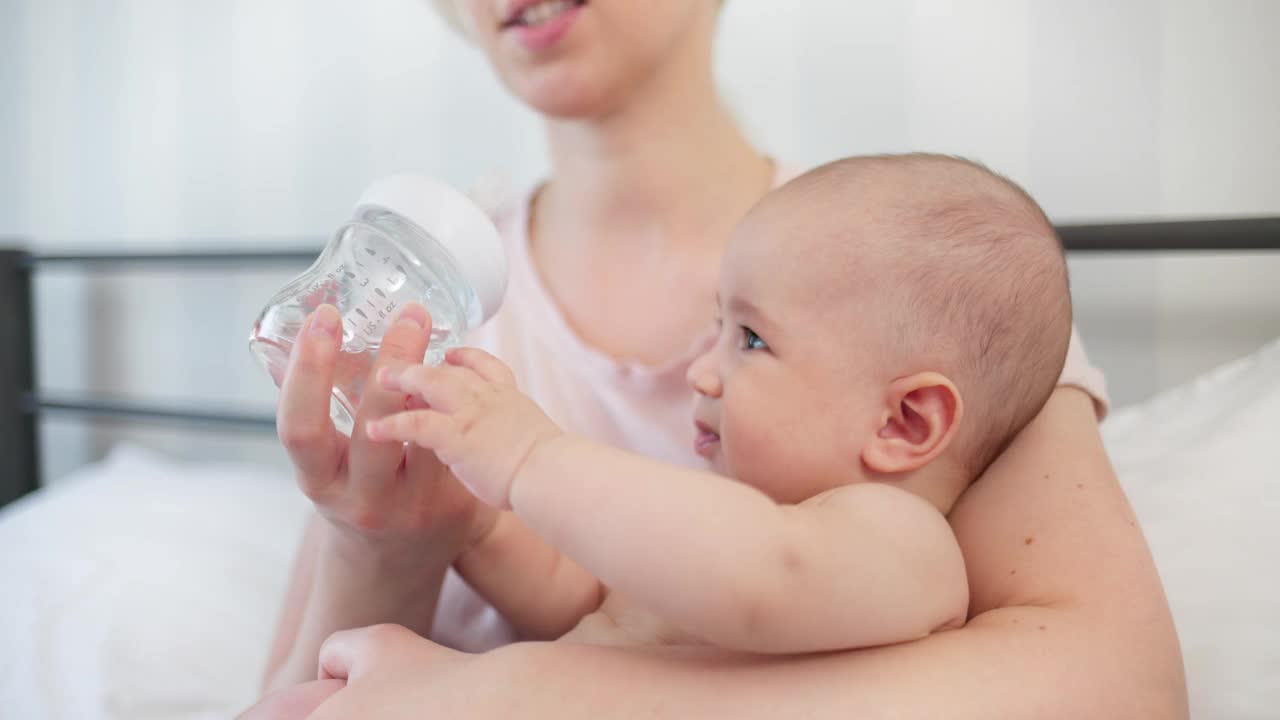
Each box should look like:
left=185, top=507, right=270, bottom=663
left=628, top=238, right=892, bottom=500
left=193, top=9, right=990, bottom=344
left=3, top=216, right=1280, bottom=507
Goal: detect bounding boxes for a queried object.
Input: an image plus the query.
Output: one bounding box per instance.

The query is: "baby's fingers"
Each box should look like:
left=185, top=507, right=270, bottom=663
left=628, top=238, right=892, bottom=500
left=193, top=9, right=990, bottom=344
left=366, top=409, right=460, bottom=450
left=446, top=347, right=516, bottom=385
left=377, top=364, right=478, bottom=413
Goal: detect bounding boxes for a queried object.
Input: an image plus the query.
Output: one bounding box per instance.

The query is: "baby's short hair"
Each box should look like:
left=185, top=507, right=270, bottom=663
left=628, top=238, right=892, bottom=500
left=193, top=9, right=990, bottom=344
left=791, top=154, right=1072, bottom=475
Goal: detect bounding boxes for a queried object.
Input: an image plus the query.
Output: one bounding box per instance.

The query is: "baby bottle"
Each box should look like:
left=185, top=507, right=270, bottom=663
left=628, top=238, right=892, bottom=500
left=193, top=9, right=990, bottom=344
left=249, top=173, right=507, bottom=435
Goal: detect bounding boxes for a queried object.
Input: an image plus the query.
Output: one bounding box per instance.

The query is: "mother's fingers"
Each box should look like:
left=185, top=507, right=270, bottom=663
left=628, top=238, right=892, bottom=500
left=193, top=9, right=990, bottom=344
left=317, top=626, right=365, bottom=682
left=348, top=304, right=431, bottom=488
left=310, top=627, right=483, bottom=720
left=277, top=306, right=343, bottom=491
left=236, top=679, right=346, bottom=720
left=317, top=624, right=423, bottom=682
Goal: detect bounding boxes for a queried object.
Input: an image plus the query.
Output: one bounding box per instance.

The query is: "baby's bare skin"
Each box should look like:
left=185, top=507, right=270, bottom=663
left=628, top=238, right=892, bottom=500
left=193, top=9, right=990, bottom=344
left=560, top=591, right=697, bottom=647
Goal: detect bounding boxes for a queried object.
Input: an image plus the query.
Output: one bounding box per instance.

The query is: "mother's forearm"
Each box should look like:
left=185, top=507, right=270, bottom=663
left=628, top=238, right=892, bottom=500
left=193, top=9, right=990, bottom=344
left=492, top=604, right=1183, bottom=720
left=265, top=520, right=455, bottom=690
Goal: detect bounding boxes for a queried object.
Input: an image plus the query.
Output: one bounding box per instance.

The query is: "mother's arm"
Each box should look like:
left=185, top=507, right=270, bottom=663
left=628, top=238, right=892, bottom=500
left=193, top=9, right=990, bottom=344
left=307, top=388, right=1188, bottom=719
left=261, top=305, right=479, bottom=691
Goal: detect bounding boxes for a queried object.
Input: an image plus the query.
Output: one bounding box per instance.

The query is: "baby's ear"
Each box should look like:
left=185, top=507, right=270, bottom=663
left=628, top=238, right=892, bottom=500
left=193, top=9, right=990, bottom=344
left=861, top=372, right=963, bottom=475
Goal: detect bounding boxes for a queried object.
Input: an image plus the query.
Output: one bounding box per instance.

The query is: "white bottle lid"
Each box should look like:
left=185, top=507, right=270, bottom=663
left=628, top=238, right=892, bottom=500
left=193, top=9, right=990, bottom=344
left=356, top=173, right=508, bottom=323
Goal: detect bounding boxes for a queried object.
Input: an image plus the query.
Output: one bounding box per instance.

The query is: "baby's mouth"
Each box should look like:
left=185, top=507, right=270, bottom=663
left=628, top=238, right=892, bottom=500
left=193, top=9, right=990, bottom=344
left=693, top=420, right=720, bottom=458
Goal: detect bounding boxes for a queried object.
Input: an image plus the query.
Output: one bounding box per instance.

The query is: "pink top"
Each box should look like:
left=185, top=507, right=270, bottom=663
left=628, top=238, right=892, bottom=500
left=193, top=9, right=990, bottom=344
left=430, top=168, right=1110, bottom=651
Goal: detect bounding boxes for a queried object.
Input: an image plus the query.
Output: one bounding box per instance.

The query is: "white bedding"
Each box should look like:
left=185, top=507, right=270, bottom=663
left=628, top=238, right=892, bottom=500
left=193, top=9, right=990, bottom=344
left=0, top=448, right=309, bottom=719
left=1101, top=337, right=1280, bottom=718
left=1, top=339, right=1277, bottom=719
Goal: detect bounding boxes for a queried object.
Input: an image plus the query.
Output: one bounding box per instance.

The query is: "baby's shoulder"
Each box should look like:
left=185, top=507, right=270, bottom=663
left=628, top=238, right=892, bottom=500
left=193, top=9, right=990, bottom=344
left=797, top=482, right=935, bottom=517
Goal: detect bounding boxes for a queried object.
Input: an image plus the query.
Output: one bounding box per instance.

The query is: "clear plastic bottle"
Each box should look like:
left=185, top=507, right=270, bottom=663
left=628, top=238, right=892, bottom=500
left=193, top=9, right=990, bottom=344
left=249, top=173, right=507, bottom=435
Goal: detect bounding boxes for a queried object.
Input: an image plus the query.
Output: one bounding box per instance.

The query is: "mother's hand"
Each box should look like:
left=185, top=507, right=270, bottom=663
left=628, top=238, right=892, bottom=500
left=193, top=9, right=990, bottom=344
left=237, top=680, right=346, bottom=720
left=278, top=303, right=489, bottom=557
left=306, top=625, right=510, bottom=720
left=263, top=303, right=496, bottom=690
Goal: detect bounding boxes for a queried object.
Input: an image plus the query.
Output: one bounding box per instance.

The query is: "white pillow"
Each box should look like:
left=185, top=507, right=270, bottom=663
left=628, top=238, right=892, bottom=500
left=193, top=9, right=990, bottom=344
left=1103, top=337, right=1280, bottom=720
left=0, top=446, right=310, bottom=720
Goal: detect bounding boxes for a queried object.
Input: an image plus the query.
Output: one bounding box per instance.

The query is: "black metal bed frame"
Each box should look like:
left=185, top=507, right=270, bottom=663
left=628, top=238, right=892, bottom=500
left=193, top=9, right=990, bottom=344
left=3, top=216, right=1279, bottom=508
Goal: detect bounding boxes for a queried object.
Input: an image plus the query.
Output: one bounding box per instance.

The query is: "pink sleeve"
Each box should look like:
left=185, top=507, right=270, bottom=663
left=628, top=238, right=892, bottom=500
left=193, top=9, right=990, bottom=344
left=1059, top=325, right=1109, bottom=419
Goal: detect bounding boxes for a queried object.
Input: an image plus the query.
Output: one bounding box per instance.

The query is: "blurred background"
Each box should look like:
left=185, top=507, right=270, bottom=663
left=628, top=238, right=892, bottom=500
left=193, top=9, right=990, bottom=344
left=2, top=0, right=1277, bottom=484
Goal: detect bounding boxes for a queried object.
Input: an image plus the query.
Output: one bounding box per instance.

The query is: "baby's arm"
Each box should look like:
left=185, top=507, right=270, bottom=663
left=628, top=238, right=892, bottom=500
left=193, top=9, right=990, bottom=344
left=455, top=509, right=603, bottom=640
left=369, top=348, right=967, bottom=653
left=367, top=351, right=602, bottom=640
left=515, top=436, right=969, bottom=653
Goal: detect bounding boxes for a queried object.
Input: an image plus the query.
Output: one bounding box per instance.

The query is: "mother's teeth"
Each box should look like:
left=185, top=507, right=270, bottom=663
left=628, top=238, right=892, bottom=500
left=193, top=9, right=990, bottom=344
left=520, top=0, right=576, bottom=26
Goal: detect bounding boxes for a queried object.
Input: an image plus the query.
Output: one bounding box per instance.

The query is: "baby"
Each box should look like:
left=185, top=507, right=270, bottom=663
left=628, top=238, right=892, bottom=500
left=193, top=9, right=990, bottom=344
left=365, top=153, right=1073, bottom=653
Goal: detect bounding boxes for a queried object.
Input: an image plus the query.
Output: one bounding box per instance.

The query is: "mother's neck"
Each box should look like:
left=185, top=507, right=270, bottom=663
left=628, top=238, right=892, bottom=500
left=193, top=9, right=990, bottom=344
left=540, top=38, right=770, bottom=247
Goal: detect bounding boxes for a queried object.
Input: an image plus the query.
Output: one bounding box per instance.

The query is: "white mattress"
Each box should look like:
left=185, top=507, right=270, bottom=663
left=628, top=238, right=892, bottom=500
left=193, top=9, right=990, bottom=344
left=1, top=338, right=1278, bottom=719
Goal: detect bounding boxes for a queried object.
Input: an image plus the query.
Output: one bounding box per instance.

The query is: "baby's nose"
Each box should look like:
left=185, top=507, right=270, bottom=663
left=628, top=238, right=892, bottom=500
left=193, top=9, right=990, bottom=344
left=686, top=352, right=722, bottom=397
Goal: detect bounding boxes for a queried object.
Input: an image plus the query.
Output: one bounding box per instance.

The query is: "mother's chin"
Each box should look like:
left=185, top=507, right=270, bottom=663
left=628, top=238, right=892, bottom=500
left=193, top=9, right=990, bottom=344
left=238, top=679, right=346, bottom=720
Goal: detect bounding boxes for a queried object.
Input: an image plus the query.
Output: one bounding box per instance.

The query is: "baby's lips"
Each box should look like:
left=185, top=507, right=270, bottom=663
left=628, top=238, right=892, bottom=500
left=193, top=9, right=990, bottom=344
left=692, top=418, right=721, bottom=454
left=693, top=419, right=719, bottom=438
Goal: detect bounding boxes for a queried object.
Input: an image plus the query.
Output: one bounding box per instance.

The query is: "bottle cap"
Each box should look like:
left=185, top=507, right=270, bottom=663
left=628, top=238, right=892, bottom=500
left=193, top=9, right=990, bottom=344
left=356, top=173, right=508, bottom=323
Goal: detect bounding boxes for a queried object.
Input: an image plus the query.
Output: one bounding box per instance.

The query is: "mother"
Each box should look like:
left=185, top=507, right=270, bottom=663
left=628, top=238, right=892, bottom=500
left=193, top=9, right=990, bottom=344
left=259, top=1, right=1186, bottom=717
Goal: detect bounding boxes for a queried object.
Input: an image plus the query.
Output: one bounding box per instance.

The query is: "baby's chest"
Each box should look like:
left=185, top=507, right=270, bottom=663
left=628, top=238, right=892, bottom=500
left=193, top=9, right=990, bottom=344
left=562, top=591, right=700, bottom=648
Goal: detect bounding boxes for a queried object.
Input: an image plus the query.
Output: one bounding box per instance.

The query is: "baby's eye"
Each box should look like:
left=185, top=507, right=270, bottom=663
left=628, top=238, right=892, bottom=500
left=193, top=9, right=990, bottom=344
left=742, top=326, right=768, bottom=351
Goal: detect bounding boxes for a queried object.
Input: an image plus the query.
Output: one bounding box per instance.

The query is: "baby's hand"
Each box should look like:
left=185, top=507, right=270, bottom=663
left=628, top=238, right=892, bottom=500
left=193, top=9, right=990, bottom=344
left=366, top=348, right=561, bottom=510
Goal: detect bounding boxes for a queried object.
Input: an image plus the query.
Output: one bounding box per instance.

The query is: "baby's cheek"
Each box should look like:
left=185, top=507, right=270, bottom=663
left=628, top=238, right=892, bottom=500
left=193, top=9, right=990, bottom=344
left=728, top=401, right=847, bottom=503
left=721, top=411, right=788, bottom=491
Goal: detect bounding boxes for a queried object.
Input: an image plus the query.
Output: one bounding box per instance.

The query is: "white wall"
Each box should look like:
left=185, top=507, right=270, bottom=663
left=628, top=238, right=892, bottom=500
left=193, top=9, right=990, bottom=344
left=3, top=0, right=1278, bottom=482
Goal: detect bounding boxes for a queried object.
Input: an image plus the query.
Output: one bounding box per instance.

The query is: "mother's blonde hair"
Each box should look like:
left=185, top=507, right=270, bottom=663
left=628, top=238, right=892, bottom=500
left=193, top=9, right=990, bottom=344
left=426, top=0, right=469, bottom=35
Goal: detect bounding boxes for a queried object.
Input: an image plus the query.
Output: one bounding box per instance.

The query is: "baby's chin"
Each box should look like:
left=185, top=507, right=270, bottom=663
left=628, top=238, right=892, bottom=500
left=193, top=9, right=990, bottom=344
left=706, top=452, right=731, bottom=478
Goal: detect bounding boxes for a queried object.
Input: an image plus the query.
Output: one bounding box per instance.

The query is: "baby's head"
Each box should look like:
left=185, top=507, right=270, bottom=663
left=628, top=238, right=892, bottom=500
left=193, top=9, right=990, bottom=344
left=688, top=154, right=1071, bottom=511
